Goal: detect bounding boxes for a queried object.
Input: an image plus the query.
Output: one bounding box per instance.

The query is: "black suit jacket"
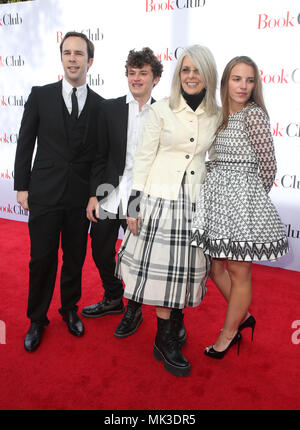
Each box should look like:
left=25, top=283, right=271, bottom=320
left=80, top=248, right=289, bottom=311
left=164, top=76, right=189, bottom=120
left=90, top=95, right=155, bottom=199
left=14, top=80, right=104, bottom=207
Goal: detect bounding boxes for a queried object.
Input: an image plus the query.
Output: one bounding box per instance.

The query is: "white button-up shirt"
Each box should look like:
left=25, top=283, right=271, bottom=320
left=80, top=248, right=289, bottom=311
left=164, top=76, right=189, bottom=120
left=101, top=92, right=152, bottom=214
left=62, top=78, right=88, bottom=117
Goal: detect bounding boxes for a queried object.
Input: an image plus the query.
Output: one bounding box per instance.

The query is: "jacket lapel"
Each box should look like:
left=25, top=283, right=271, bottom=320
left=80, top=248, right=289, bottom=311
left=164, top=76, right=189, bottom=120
left=117, top=96, right=129, bottom=161
left=119, top=95, right=129, bottom=140
left=54, top=80, right=68, bottom=141
left=82, top=86, right=93, bottom=145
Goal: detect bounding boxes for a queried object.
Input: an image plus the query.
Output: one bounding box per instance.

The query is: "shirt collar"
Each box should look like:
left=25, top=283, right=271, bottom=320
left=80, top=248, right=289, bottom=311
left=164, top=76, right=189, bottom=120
left=62, top=78, right=87, bottom=96
left=126, top=91, right=152, bottom=108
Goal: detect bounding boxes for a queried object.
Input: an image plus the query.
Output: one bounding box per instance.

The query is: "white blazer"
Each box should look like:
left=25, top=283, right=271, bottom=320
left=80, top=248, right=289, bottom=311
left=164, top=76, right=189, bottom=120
left=132, top=96, right=221, bottom=202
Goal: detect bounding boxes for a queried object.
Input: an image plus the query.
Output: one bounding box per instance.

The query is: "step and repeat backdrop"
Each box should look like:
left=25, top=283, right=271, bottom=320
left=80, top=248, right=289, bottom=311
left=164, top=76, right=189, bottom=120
left=0, top=0, right=299, bottom=271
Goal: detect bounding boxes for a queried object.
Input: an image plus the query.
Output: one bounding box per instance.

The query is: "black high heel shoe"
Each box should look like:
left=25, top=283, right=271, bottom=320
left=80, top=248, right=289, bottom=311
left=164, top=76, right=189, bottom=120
left=204, top=332, right=242, bottom=360
left=239, top=315, right=256, bottom=341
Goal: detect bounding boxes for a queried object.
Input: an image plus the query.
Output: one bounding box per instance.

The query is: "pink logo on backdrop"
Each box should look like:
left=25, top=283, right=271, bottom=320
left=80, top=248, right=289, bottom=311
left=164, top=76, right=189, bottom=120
left=0, top=133, right=18, bottom=144
left=0, top=203, right=28, bottom=216
left=0, top=133, right=9, bottom=144
left=260, top=68, right=300, bottom=84
left=146, top=0, right=205, bottom=12
left=0, top=203, right=13, bottom=214
left=258, top=11, right=300, bottom=29
left=0, top=95, right=26, bottom=107
left=156, top=47, right=183, bottom=62
left=56, top=28, right=103, bottom=43
left=57, top=73, right=104, bottom=87
left=0, top=169, right=12, bottom=180
left=272, top=122, right=300, bottom=138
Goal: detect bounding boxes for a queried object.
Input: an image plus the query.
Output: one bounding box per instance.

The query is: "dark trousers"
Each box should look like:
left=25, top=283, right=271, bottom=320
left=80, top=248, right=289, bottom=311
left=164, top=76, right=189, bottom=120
left=27, top=205, right=90, bottom=325
left=90, top=207, right=127, bottom=300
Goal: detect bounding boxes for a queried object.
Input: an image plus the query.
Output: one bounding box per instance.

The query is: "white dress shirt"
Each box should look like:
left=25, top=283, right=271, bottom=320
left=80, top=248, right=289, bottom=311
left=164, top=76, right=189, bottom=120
left=62, top=78, right=88, bottom=117
left=101, top=92, right=152, bottom=215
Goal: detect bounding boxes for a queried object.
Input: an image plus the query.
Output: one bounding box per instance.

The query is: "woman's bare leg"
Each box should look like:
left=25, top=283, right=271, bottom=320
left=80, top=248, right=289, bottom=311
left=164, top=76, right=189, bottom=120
left=212, top=260, right=252, bottom=352
left=156, top=306, right=171, bottom=320
left=210, top=258, right=251, bottom=325
left=210, top=259, right=231, bottom=301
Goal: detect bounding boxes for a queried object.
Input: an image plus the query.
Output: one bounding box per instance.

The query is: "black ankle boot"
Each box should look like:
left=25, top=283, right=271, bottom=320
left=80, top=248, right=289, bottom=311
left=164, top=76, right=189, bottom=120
left=114, top=300, right=143, bottom=338
left=153, top=317, right=190, bottom=377
left=170, top=308, right=187, bottom=348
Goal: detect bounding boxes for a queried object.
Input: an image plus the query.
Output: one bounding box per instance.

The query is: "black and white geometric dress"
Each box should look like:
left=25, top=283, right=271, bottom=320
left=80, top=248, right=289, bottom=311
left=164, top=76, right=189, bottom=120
left=191, top=102, right=289, bottom=261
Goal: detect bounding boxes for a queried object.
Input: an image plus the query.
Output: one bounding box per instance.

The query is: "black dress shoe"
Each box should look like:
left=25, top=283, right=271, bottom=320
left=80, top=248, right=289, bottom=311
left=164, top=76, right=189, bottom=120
left=62, top=310, right=84, bottom=337
left=24, top=322, right=44, bottom=352
left=81, top=297, right=124, bottom=318
left=114, top=300, right=143, bottom=338
left=170, top=308, right=187, bottom=348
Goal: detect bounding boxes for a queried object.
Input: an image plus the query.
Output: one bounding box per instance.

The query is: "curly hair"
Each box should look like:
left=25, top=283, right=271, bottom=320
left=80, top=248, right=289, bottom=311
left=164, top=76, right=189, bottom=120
left=125, top=47, right=163, bottom=79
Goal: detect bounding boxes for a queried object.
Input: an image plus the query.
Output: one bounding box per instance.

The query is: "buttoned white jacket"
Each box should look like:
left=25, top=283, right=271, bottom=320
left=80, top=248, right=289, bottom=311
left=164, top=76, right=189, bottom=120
left=132, top=96, right=221, bottom=202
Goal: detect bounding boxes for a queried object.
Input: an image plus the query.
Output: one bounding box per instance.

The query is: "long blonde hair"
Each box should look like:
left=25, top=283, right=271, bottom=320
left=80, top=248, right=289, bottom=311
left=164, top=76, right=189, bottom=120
left=169, top=45, right=218, bottom=116
left=218, top=56, right=268, bottom=132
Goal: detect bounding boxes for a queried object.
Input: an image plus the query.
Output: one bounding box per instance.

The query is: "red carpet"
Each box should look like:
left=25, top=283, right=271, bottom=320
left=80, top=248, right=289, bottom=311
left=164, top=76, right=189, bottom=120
left=0, top=218, right=300, bottom=411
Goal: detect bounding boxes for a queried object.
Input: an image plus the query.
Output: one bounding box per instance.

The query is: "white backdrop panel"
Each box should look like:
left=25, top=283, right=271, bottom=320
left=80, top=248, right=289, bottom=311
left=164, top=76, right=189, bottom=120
left=0, top=0, right=299, bottom=271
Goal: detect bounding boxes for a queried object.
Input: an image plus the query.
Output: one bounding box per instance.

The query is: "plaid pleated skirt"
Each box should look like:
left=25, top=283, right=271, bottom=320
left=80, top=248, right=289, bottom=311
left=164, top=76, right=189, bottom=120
left=115, top=184, right=211, bottom=309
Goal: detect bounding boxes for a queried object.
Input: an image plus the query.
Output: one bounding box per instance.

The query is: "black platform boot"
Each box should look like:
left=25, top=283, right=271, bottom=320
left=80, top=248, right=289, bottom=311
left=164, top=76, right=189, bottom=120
left=170, top=308, right=187, bottom=348
left=153, top=317, right=190, bottom=377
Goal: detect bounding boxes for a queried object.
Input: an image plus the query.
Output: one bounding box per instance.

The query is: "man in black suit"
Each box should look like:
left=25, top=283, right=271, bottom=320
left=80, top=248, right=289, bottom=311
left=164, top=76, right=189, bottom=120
left=82, top=48, right=167, bottom=337
left=14, top=31, right=104, bottom=352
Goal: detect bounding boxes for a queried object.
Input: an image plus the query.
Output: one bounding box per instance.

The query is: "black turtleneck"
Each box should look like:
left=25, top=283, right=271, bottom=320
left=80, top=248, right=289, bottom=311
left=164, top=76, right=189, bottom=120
left=181, top=87, right=206, bottom=111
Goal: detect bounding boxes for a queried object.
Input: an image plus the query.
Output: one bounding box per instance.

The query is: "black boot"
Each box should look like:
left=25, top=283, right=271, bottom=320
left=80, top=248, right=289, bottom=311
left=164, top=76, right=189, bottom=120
left=114, top=300, right=143, bottom=338
left=170, top=308, right=187, bottom=348
left=81, top=297, right=124, bottom=318
left=153, top=317, right=190, bottom=377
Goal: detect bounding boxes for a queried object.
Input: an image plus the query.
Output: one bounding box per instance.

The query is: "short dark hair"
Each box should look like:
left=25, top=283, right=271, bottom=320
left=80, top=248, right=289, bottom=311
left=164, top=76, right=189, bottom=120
left=60, top=31, right=95, bottom=60
left=125, top=47, right=163, bottom=79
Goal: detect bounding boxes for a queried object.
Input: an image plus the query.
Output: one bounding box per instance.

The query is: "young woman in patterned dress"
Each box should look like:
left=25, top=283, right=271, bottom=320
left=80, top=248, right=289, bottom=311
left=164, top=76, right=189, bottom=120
left=191, top=56, right=289, bottom=359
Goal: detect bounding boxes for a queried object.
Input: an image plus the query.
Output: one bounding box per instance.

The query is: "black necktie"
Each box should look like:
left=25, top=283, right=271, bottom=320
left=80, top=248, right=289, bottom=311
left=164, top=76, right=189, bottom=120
left=71, top=87, right=78, bottom=120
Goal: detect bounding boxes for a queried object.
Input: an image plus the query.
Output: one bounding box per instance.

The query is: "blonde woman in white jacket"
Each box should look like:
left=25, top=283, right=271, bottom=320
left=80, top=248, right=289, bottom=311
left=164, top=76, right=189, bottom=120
left=116, top=45, right=220, bottom=377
